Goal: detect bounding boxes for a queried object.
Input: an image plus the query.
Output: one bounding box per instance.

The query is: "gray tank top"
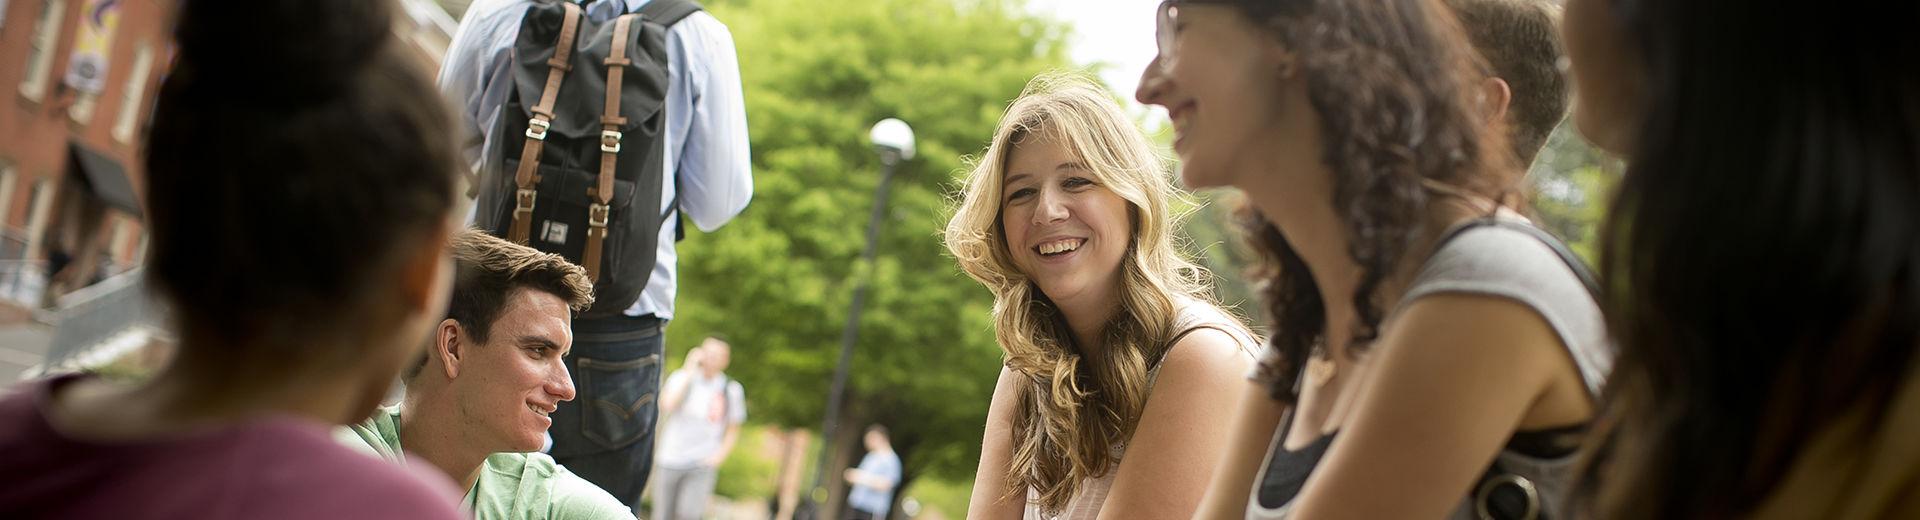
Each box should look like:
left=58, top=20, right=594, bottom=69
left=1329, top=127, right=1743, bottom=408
left=1245, top=216, right=1614, bottom=519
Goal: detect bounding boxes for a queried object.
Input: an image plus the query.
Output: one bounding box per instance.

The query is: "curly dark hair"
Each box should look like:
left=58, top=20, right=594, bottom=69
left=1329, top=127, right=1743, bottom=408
left=1222, top=0, right=1518, bottom=404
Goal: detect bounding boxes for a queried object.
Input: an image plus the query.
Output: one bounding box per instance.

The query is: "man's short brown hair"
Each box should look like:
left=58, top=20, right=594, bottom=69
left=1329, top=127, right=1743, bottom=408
left=406, top=229, right=594, bottom=379
left=1446, top=0, right=1570, bottom=166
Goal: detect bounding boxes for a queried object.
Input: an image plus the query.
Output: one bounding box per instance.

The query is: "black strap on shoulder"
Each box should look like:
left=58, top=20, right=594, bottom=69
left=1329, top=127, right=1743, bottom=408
left=1433, top=217, right=1602, bottom=302
left=638, top=0, right=705, bottom=27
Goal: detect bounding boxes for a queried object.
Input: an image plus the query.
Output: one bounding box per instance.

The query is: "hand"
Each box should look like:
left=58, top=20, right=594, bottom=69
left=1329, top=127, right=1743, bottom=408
left=685, top=346, right=707, bottom=369
left=843, top=468, right=860, bottom=484
left=702, top=453, right=727, bottom=468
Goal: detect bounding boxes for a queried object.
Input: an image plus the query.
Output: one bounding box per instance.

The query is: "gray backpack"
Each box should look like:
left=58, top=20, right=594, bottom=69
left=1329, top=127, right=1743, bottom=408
left=475, top=0, right=703, bottom=317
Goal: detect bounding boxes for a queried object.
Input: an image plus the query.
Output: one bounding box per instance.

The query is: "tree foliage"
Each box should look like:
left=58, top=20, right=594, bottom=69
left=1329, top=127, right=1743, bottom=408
left=663, top=0, right=1075, bottom=481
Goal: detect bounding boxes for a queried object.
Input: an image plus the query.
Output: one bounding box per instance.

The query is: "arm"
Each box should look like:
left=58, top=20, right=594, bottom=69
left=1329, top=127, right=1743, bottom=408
left=966, top=366, right=1026, bottom=520
left=433, top=3, right=523, bottom=181
left=1092, top=329, right=1252, bottom=520
left=843, top=466, right=897, bottom=491
left=1286, top=294, right=1589, bottom=520
left=706, top=422, right=742, bottom=468
left=668, top=14, right=754, bottom=232
left=659, top=370, right=692, bottom=416
left=1193, top=380, right=1288, bottom=520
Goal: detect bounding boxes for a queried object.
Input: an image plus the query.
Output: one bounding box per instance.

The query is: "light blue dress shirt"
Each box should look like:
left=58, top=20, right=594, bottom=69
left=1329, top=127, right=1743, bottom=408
left=440, top=0, right=754, bottom=320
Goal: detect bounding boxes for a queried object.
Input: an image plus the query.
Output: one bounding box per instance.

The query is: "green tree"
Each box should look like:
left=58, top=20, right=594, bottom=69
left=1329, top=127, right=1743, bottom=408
left=660, top=0, right=1075, bottom=512
left=1528, top=124, right=1624, bottom=264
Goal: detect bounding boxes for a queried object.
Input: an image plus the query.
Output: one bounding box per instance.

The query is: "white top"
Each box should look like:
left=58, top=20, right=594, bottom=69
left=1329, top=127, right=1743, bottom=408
left=654, top=369, right=746, bottom=469
left=440, top=0, right=755, bottom=320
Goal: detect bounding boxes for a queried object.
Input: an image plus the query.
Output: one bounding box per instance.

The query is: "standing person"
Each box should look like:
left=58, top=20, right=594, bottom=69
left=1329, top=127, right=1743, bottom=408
left=0, top=0, right=467, bottom=518
left=439, top=0, right=754, bottom=512
left=843, top=425, right=903, bottom=520
left=338, top=230, right=631, bottom=519
left=947, top=73, right=1260, bottom=520
left=653, top=337, right=747, bottom=520
left=1561, top=0, right=1920, bottom=518
left=1136, top=0, right=1610, bottom=518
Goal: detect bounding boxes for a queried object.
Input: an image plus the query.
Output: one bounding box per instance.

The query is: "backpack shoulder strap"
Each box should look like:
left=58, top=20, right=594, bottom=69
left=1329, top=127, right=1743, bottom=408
left=638, top=0, right=705, bottom=27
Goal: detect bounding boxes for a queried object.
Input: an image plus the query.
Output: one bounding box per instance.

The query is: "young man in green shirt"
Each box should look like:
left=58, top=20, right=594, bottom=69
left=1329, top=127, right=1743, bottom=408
left=337, top=230, right=630, bottom=519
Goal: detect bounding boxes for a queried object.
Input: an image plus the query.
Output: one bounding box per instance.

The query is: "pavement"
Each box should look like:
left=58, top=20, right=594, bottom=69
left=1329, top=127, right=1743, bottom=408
left=0, top=323, right=53, bottom=384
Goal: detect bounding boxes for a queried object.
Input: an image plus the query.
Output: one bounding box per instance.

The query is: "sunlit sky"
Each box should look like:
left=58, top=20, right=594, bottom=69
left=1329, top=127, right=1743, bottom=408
left=1025, top=0, right=1165, bottom=122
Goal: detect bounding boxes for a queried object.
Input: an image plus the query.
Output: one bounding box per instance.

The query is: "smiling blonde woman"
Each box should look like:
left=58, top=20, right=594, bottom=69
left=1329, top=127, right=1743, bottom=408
left=947, top=72, right=1259, bottom=520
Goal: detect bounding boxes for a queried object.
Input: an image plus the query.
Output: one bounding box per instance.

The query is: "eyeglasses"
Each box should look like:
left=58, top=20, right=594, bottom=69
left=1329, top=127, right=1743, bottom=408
left=1155, top=1, right=1232, bottom=68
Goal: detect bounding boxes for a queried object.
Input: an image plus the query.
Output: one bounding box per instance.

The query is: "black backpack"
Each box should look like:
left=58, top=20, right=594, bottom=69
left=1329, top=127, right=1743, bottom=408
left=475, top=0, right=703, bottom=318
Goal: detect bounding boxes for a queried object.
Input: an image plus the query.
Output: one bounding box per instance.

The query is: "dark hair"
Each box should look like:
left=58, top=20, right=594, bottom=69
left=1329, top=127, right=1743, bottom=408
left=1573, top=2, right=1920, bottom=518
left=866, top=424, right=889, bottom=438
left=406, top=230, right=596, bottom=379
left=1227, top=0, right=1516, bottom=404
left=1442, top=0, right=1569, bottom=165
left=144, top=0, right=459, bottom=358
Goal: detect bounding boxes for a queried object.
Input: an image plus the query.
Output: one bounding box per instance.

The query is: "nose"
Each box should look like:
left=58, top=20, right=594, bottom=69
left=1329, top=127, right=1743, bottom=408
left=1032, top=188, right=1069, bottom=225
left=549, top=363, right=577, bottom=402
left=1136, top=55, right=1169, bottom=106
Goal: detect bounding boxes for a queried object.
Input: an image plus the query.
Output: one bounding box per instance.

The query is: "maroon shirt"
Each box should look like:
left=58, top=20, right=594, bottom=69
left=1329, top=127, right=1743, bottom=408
left=0, top=374, right=465, bottom=520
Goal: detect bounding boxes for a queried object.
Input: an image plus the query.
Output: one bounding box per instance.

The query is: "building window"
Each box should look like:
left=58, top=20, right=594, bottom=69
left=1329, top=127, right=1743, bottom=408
left=23, top=179, right=54, bottom=262
left=111, top=44, right=153, bottom=144
left=19, top=0, right=68, bottom=103
left=0, top=164, right=16, bottom=237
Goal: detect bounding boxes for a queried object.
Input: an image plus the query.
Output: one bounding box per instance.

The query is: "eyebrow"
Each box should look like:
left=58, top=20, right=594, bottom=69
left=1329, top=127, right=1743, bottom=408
left=1002, top=162, right=1090, bottom=188
left=520, top=336, right=563, bottom=354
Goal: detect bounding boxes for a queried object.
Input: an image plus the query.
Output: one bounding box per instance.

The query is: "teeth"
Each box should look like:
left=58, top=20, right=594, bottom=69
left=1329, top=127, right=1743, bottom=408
left=1037, top=239, right=1083, bottom=255
left=529, top=405, right=549, bottom=417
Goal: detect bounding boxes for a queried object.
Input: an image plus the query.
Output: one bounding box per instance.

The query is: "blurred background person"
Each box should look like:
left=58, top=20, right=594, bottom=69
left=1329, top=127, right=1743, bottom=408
left=843, top=424, right=902, bottom=520
left=654, top=336, right=748, bottom=520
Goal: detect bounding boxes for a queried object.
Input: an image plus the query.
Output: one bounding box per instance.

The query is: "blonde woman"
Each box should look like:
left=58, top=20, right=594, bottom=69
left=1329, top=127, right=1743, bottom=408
left=947, top=73, right=1259, bottom=520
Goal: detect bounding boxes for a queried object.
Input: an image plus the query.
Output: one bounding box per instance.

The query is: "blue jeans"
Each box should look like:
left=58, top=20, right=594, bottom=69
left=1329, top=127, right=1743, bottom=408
left=550, top=314, right=665, bottom=515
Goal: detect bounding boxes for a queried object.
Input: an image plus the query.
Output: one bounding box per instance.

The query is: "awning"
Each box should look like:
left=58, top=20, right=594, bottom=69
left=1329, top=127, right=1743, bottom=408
left=67, top=142, right=142, bottom=216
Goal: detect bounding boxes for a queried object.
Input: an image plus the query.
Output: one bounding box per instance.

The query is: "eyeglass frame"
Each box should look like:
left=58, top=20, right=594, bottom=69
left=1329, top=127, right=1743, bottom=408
left=1155, top=0, right=1238, bottom=68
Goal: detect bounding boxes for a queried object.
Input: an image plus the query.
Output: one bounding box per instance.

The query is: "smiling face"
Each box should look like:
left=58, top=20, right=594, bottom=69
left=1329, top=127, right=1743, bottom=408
left=1137, top=3, right=1304, bottom=189
left=999, top=132, right=1135, bottom=312
left=451, top=287, right=577, bottom=452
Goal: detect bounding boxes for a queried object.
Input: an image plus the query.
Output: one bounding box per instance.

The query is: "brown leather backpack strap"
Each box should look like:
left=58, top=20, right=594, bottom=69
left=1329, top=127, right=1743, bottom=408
left=583, top=13, right=635, bottom=282
left=509, top=1, right=583, bottom=244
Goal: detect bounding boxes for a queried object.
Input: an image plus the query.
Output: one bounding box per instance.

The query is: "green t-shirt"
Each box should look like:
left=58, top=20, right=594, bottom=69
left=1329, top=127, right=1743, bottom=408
left=334, top=407, right=630, bottom=520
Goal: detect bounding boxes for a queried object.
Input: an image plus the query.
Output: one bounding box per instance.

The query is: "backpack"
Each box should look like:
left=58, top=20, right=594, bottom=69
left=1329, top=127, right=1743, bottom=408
left=475, top=0, right=704, bottom=318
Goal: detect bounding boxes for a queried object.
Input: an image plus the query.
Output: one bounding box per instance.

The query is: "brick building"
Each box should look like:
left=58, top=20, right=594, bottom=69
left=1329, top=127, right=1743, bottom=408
left=0, top=0, right=168, bottom=316
left=0, top=0, right=452, bottom=321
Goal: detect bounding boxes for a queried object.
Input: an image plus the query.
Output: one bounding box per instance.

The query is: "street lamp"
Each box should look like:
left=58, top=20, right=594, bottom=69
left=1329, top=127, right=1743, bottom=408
left=806, top=118, right=915, bottom=517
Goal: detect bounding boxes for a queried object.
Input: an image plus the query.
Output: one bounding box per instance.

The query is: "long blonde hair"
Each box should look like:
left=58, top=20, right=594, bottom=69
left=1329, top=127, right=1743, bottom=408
left=945, top=72, right=1223, bottom=512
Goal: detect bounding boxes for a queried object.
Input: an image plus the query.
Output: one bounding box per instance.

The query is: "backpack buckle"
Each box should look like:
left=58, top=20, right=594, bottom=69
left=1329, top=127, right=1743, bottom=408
left=600, top=130, right=622, bottom=153
left=515, top=188, right=538, bottom=215
left=588, top=203, right=610, bottom=228
left=526, top=118, right=551, bottom=141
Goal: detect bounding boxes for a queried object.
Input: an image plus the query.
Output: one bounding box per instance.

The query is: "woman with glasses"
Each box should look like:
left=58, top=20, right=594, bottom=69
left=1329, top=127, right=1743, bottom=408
left=950, top=73, right=1259, bottom=520
left=1136, top=1, right=1612, bottom=518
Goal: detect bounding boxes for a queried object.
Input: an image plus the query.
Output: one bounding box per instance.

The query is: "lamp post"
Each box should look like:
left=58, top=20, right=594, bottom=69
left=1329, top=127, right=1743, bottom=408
left=807, top=118, right=915, bottom=516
